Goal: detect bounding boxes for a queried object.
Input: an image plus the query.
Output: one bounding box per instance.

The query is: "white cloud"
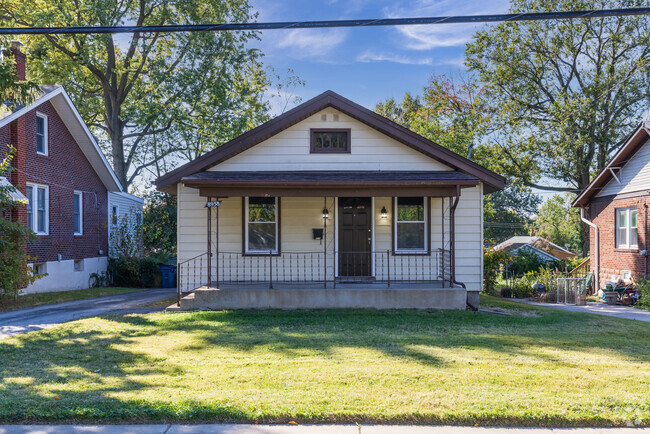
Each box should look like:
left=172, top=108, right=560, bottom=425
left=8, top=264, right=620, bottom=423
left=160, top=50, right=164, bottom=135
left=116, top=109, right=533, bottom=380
left=385, top=0, right=511, bottom=50
left=277, top=28, right=347, bottom=58
left=357, top=51, right=465, bottom=67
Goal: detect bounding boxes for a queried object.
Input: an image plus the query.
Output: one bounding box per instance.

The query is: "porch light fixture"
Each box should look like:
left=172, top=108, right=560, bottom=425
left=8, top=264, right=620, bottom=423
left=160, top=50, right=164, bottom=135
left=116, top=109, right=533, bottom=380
left=381, top=206, right=388, bottom=219
left=322, top=208, right=329, bottom=219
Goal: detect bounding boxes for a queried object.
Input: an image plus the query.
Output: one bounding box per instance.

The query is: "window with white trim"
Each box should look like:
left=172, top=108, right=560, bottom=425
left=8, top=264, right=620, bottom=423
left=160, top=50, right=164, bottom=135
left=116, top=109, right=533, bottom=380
left=36, top=112, right=48, bottom=155
left=616, top=207, right=638, bottom=249
left=25, top=183, right=49, bottom=235
left=245, top=197, right=278, bottom=253
left=73, top=191, right=83, bottom=235
left=394, top=197, right=427, bottom=253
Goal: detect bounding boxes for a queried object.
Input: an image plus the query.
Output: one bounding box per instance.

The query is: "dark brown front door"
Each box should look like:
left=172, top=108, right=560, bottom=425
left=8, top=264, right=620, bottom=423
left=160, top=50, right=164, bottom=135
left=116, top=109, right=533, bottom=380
left=338, top=197, right=372, bottom=277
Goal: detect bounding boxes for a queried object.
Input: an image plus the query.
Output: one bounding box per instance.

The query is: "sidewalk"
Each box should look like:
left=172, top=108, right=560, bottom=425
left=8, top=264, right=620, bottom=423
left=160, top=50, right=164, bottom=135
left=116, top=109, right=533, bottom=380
left=0, top=425, right=649, bottom=434
left=512, top=299, right=650, bottom=323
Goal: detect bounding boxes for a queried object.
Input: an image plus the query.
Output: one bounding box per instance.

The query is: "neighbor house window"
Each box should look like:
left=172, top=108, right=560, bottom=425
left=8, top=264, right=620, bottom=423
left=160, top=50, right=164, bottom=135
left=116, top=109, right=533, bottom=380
left=616, top=207, right=638, bottom=249
left=245, top=197, right=279, bottom=253
left=73, top=191, right=83, bottom=235
left=394, top=197, right=427, bottom=253
left=25, top=183, right=49, bottom=235
left=36, top=112, right=48, bottom=155
left=111, top=205, right=119, bottom=226
left=310, top=129, right=350, bottom=153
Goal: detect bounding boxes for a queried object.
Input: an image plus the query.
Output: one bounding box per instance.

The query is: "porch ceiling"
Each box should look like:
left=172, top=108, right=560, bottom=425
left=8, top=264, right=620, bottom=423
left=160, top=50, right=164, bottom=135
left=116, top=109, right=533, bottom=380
left=181, top=170, right=480, bottom=197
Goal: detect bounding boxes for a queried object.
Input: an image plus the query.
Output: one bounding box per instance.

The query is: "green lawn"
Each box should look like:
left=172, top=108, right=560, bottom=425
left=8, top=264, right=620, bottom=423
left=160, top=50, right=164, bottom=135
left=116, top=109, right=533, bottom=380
left=0, top=296, right=648, bottom=426
left=0, top=287, right=146, bottom=312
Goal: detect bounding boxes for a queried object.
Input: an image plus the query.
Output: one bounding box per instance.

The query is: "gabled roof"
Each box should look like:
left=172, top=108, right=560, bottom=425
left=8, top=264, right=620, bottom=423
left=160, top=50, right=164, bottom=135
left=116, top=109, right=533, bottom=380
left=493, top=236, right=576, bottom=259
left=573, top=122, right=650, bottom=208
left=155, top=90, right=506, bottom=194
left=0, top=86, right=123, bottom=192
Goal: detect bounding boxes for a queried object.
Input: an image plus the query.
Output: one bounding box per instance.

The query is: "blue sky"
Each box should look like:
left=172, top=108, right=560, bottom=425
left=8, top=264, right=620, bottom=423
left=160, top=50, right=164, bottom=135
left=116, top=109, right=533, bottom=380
left=249, top=0, right=511, bottom=113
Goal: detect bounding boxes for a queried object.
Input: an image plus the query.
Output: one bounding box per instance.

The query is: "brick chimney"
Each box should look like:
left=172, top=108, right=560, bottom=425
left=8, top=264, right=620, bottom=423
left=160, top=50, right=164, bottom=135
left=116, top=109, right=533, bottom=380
left=8, top=40, right=27, bottom=226
left=9, top=40, right=26, bottom=81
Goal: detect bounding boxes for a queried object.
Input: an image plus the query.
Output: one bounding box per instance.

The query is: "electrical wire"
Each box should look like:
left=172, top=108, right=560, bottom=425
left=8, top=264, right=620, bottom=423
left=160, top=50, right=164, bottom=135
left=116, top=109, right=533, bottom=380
left=0, top=8, right=649, bottom=35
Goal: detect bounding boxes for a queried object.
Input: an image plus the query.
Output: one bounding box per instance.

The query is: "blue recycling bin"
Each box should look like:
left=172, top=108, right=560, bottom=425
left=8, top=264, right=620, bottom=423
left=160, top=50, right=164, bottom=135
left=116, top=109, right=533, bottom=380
left=159, top=264, right=177, bottom=288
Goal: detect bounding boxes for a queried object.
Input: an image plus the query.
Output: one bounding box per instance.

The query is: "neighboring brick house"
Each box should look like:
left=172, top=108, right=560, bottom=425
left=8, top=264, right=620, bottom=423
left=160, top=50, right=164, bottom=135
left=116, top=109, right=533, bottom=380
left=573, top=122, right=650, bottom=290
left=1, top=41, right=143, bottom=293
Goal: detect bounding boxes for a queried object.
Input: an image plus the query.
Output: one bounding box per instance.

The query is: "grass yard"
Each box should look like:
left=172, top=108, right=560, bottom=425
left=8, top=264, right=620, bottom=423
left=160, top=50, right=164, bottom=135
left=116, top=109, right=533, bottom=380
left=0, top=287, right=144, bottom=312
left=0, top=296, right=648, bottom=426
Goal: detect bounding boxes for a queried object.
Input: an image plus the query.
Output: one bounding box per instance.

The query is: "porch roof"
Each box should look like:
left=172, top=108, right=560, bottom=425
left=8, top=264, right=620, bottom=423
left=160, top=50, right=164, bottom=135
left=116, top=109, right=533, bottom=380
left=182, top=170, right=480, bottom=197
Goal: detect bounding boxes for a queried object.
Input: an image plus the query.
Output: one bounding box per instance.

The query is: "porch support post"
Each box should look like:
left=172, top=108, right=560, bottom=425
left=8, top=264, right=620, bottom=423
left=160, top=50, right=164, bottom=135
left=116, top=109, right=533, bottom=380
left=215, top=198, right=220, bottom=288
left=207, top=197, right=212, bottom=288
left=323, top=196, right=327, bottom=289
left=441, top=197, right=445, bottom=288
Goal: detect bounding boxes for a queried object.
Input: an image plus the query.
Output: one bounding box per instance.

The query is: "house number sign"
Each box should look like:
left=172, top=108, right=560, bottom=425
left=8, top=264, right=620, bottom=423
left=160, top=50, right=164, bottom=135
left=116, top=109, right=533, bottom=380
left=205, top=200, right=221, bottom=208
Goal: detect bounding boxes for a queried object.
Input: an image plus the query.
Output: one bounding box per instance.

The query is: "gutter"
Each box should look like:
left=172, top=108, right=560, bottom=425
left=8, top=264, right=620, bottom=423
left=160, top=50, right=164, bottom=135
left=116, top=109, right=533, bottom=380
left=449, top=185, right=477, bottom=311
left=580, top=208, right=599, bottom=293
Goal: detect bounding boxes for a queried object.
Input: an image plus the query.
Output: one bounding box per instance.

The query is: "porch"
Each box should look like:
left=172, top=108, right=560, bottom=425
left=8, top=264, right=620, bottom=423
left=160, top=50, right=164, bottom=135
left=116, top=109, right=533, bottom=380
left=174, top=170, right=482, bottom=310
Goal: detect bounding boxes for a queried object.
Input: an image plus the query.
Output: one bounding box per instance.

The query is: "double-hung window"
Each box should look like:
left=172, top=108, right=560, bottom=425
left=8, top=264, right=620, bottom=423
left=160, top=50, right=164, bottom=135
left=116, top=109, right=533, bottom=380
left=25, top=183, right=49, bottom=235
left=616, top=207, right=638, bottom=249
left=36, top=112, right=48, bottom=155
left=394, top=197, right=427, bottom=253
left=245, top=197, right=279, bottom=253
left=73, top=191, right=83, bottom=235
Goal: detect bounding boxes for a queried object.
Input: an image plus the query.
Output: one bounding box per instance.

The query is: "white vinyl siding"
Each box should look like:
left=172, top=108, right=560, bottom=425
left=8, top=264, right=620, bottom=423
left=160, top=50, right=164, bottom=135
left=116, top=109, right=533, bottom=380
left=598, top=137, right=650, bottom=197
left=73, top=191, right=83, bottom=235
left=107, top=191, right=144, bottom=257
left=616, top=207, right=638, bottom=249
left=36, top=112, right=48, bottom=155
left=25, top=182, right=49, bottom=235
left=209, top=109, right=453, bottom=172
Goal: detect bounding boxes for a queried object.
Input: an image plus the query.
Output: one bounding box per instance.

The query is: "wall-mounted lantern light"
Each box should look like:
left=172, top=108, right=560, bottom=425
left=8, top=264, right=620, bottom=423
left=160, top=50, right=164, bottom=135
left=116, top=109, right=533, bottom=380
left=381, top=206, right=388, bottom=219
left=322, top=208, right=329, bottom=219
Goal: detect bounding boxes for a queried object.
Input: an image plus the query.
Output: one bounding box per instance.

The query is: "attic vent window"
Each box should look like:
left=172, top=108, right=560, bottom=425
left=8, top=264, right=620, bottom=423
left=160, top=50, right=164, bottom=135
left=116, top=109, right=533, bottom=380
left=310, top=129, right=351, bottom=153
left=321, top=114, right=327, bottom=121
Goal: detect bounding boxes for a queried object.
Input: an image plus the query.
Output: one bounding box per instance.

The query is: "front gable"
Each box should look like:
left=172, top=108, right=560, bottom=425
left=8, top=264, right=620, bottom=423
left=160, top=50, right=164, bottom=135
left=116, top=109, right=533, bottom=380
left=211, top=108, right=453, bottom=172
left=156, top=90, right=505, bottom=194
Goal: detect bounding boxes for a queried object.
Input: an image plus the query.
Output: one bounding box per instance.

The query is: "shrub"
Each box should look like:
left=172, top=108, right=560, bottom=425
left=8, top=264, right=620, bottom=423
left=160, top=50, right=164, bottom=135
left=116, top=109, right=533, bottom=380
left=637, top=278, right=650, bottom=310
left=484, top=245, right=511, bottom=293
left=107, top=256, right=161, bottom=288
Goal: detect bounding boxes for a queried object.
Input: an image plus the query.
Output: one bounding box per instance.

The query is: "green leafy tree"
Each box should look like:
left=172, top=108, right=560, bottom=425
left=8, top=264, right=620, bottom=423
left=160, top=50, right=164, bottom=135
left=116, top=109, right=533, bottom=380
left=0, top=38, right=39, bottom=117
left=375, top=75, right=541, bottom=243
left=141, top=190, right=176, bottom=257
left=0, top=147, right=43, bottom=301
left=2, top=0, right=271, bottom=187
left=375, top=92, right=422, bottom=130
left=533, top=194, right=583, bottom=253
left=466, top=0, right=650, bottom=193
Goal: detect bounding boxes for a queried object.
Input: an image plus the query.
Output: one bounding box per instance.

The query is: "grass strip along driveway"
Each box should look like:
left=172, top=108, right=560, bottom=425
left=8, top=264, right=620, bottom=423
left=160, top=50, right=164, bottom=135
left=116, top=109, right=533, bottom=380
left=0, top=297, right=648, bottom=426
left=0, top=288, right=142, bottom=312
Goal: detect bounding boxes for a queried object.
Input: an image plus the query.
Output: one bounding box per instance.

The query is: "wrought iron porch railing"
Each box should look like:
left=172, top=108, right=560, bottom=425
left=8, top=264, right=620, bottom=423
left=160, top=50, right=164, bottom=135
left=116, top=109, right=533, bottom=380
left=177, top=249, right=452, bottom=301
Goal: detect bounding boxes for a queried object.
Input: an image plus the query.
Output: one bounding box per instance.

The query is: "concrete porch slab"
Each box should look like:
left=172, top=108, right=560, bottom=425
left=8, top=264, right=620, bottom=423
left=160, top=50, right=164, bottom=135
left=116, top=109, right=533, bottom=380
left=172, top=285, right=467, bottom=310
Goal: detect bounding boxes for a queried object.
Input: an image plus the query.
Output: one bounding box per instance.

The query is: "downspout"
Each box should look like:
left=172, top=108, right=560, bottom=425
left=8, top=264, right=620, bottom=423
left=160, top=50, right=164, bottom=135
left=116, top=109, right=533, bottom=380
left=449, top=185, right=476, bottom=311
left=643, top=203, right=650, bottom=279
left=580, top=207, right=599, bottom=293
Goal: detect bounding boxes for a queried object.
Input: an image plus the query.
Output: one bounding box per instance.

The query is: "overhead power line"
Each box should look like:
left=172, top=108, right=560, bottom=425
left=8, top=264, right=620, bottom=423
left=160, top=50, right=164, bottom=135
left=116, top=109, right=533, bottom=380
left=1, top=8, right=649, bottom=35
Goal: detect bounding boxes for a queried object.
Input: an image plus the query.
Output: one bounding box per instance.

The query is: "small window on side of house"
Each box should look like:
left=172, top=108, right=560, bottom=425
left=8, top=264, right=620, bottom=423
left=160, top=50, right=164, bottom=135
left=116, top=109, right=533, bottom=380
left=33, top=262, right=46, bottom=275
left=36, top=112, right=48, bottom=155
left=26, top=182, right=49, bottom=235
left=74, top=259, right=84, bottom=272
left=111, top=205, right=119, bottom=226
left=73, top=191, right=83, bottom=235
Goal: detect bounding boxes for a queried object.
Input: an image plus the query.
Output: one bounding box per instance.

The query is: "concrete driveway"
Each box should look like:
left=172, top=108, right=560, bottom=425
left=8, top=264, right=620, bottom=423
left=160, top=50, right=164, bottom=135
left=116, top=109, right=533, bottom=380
left=0, top=287, right=176, bottom=340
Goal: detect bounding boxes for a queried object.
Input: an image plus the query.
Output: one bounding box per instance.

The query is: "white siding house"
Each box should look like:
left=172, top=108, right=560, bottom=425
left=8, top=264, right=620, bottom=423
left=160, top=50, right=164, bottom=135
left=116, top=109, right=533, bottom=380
left=108, top=191, right=145, bottom=257
left=157, top=91, right=505, bottom=310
